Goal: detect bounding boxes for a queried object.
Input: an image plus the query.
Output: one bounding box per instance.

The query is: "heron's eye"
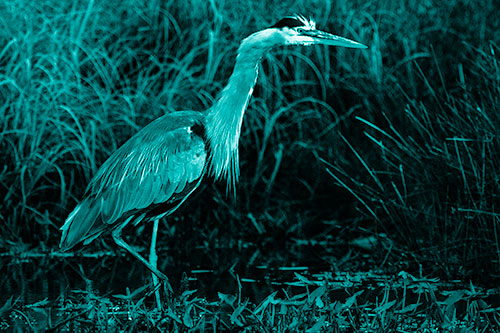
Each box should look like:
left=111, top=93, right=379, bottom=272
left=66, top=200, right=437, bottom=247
left=296, top=28, right=305, bottom=34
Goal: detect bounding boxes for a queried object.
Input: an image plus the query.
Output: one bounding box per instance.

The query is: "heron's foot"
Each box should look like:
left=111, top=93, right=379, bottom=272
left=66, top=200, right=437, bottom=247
left=153, top=270, right=168, bottom=281
left=150, top=279, right=173, bottom=295
left=147, top=278, right=173, bottom=310
left=151, top=274, right=172, bottom=291
left=155, top=272, right=173, bottom=291
left=164, top=279, right=173, bottom=294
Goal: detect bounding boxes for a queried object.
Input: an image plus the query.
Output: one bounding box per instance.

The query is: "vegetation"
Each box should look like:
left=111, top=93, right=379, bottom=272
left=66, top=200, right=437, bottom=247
left=1, top=0, right=499, bottom=330
left=3, top=270, right=498, bottom=331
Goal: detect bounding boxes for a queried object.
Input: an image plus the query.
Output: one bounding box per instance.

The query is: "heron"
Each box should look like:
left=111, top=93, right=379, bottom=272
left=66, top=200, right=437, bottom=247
left=60, top=15, right=367, bottom=306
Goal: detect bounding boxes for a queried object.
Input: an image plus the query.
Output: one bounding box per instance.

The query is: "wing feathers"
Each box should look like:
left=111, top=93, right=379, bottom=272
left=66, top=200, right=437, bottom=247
left=60, top=113, right=207, bottom=250
left=60, top=199, right=100, bottom=251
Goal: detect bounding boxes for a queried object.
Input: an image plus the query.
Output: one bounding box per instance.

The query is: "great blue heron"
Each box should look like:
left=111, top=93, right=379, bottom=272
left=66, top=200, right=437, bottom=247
left=60, top=15, right=366, bottom=304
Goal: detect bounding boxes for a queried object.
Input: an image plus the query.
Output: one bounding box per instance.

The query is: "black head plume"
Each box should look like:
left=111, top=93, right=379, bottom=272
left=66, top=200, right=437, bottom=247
left=270, top=16, right=305, bottom=29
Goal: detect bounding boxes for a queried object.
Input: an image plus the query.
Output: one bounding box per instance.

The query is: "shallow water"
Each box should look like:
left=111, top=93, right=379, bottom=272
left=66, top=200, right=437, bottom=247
left=2, top=242, right=500, bottom=331
left=3, top=240, right=499, bottom=332
left=1, top=242, right=338, bottom=305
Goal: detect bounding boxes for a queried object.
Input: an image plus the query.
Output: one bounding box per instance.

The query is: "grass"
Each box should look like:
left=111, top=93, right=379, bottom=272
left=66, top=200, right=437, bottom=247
left=2, top=268, right=499, bottom=331
left=325, top=41, right=500, bottom=280
left=1, top=0, right=500, bottom=330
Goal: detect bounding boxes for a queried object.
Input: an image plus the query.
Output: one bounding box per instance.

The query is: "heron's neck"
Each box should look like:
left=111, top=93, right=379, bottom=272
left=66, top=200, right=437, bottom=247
left=205, top=46, right=261, bottom=191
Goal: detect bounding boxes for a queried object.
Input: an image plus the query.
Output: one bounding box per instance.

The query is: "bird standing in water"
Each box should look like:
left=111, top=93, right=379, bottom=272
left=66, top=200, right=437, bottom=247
left=60, top=15, right=367, bottom=307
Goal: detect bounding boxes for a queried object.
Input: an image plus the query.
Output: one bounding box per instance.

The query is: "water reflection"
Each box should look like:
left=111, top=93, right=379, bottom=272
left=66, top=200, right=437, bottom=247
left=1, top=242, right=335, bottom=306
left=2, top=243, right=500, bottom=331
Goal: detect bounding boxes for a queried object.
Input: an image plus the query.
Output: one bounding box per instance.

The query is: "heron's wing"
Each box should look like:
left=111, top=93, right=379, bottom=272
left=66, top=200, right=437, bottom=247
left=91, top=122, right=206, bottom=221
left=60, top=113, right=207, bottom=250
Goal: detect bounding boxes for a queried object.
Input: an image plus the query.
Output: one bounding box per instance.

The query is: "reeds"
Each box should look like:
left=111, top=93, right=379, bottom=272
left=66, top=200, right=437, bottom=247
left=1, top=0, right=499, bottom=329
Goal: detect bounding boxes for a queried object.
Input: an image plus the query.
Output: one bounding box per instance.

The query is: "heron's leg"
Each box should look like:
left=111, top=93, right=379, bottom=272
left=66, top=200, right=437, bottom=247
left=112, top=220, right=168, bottom=281
left=149, top=218, right=161, bottom=310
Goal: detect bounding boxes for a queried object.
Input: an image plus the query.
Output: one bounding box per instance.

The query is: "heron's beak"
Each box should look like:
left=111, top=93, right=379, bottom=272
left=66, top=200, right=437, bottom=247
left=302, top=30, right=367, bottom=48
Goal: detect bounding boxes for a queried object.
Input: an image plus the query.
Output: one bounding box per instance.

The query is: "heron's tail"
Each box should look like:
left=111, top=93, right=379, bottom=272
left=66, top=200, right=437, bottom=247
left=59, top=199, right=100, bottom=251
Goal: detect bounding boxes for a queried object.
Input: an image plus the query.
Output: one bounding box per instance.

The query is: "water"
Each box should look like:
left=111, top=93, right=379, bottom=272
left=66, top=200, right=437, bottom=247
left=1, top=241, right=338, bottom=305
left=3, top=241, right=499, bottom=331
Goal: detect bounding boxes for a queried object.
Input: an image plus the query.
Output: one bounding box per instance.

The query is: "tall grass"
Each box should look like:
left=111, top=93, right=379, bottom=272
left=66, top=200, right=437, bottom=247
left=326, top=42, right=500, bottom=279
left=1, top=0, right=499, bottom=282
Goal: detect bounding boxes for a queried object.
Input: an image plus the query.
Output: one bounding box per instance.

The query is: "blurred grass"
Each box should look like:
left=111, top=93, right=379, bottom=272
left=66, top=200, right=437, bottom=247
left=1, top=0, right=499, bottom=292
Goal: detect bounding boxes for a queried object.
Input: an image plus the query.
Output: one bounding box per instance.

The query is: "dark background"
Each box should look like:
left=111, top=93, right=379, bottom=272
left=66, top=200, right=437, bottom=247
left=1, top=0, right=500, bottom=305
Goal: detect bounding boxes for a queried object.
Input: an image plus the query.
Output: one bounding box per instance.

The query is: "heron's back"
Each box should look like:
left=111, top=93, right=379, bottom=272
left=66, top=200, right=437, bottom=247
left=60, top=111, right=207, bottom=251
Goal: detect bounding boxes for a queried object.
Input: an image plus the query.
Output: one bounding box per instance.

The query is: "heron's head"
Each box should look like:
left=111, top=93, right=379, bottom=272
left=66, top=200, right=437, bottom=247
left=239, top=15, right=367, bottom=56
